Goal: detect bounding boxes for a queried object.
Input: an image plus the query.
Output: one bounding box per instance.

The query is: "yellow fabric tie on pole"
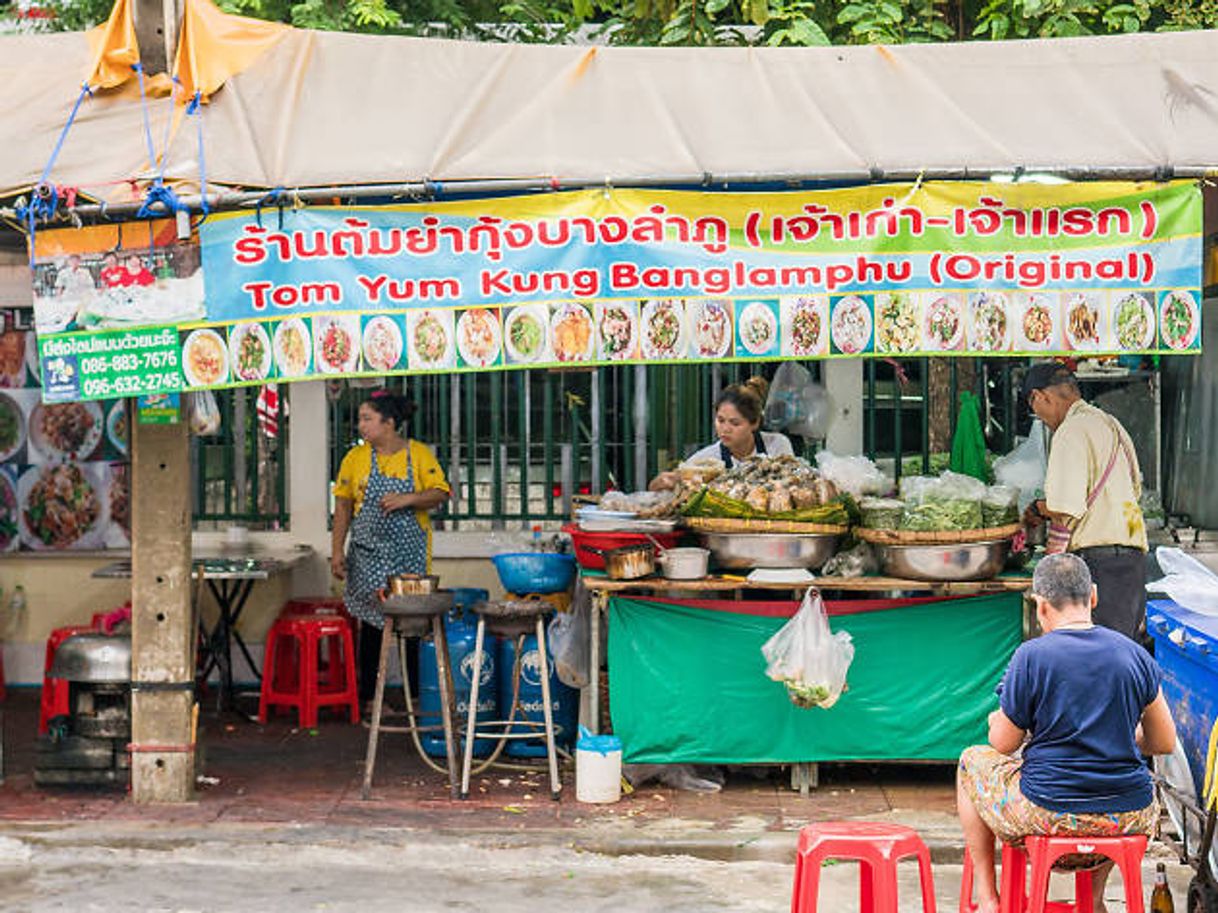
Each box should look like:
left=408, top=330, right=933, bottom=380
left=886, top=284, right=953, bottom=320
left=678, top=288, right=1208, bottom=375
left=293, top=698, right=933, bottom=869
left=84, top=0, right=140, bottom=90
left=172, top=0, right=288, bottom=104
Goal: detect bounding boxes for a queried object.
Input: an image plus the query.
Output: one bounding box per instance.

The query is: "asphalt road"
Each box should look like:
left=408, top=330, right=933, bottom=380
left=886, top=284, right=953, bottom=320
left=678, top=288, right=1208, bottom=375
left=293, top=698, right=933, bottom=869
left=0, top=823, right=1195, bottom=913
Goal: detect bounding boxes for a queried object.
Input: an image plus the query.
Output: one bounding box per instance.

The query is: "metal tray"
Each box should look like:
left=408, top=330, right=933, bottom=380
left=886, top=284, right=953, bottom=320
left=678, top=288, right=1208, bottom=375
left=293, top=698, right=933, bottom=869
left=380, top=591, right=455, bottom=616
left=701, top=532, right=839, bottom=570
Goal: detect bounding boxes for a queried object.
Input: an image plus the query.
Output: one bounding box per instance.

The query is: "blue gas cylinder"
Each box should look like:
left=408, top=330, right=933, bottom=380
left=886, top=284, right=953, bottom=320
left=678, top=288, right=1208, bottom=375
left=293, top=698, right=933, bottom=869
left=419, top=588, right=497, bottom=758
left=497, top=633, right=578, bottom=758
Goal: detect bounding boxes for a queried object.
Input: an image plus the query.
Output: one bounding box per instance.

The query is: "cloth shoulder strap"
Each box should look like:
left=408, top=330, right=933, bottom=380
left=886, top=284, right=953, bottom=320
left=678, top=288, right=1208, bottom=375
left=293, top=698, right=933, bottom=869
left=1085, top=414, right=1136, bottom=510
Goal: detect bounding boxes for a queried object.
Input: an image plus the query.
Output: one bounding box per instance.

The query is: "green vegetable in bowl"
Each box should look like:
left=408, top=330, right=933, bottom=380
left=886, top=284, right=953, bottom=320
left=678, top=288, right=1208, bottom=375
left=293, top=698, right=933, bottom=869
left=900, top=497, right=983, bottom=532
left=859, top=497, right=904, bottom=530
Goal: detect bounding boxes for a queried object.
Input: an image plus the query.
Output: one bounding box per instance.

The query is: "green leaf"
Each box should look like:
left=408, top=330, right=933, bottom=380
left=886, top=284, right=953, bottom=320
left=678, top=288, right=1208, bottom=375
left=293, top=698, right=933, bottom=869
left=747, top=0, right=769, bottom=27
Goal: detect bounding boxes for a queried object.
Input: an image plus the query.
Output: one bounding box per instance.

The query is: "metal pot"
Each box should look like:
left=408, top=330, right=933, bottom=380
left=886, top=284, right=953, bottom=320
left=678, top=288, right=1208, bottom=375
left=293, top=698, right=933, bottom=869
left=701, top=533, right=839, bottom=570
left=656, top=547, right=709, bottom=580
left=588, top=543, right=655, bottom=580
left=48, top=633, right=131, bottom=683
left=874, top=540, right=1010, bottom=582
left=387, top=573, right=439, bottom=596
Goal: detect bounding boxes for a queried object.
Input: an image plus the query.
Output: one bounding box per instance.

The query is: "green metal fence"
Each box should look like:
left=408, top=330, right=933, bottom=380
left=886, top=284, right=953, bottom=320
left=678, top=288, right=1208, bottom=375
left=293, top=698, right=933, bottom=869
left=192, top=386, right=289, bottom=528
left=202, top=358, right=1025, bottom=530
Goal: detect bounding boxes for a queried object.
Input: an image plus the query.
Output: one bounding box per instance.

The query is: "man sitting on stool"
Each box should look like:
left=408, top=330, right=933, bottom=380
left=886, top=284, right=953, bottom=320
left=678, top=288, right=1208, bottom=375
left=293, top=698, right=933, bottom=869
left=957, top=553, right=1175, bottom=913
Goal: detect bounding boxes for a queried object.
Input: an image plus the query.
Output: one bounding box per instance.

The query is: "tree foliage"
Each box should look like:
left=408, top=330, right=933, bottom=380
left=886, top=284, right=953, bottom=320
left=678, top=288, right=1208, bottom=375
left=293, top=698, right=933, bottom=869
left=10, top=0, right=1218, bottom=46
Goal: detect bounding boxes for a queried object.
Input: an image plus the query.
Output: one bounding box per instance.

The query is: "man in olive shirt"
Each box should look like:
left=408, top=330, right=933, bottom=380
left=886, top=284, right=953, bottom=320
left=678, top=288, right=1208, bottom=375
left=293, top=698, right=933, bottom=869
left=1022, top=363, right=1148, bottom=641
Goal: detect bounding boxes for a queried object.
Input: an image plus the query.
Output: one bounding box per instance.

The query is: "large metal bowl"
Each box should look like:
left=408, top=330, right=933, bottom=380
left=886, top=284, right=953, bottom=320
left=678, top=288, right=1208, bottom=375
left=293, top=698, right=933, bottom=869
left=701, top=532, right=840, bottom=570
left=874, top=540, right=1010, bottom=582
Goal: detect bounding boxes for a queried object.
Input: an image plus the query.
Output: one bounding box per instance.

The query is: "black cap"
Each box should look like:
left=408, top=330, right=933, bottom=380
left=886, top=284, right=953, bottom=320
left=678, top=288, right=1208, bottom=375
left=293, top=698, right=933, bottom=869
left=1021, top=362, right=1075, bottom=403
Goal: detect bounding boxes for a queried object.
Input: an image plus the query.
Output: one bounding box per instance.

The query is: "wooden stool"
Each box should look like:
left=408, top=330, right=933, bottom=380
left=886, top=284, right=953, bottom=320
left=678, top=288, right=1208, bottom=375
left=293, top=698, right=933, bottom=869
left=361, top=591, right=460, bottom=800
left=791, top=821, right=937, bottom=913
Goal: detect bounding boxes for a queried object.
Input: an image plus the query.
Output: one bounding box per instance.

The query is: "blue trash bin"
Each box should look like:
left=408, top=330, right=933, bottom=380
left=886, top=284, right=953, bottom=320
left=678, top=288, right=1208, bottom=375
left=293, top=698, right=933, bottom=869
left=1148, top=598, right=1218, bottom=797
left=498, top=633, right=578, bottom=758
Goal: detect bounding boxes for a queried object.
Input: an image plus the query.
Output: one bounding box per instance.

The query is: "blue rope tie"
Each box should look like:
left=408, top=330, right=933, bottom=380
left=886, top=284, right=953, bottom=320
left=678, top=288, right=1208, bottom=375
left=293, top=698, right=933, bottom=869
left=40, top=83, right=92, bottom=187
left=188, top=92, right=210, bottom=222
left=254, top=186, right=286, bottom=229
left=135, top=181, right=186, bottom=219
left=132, top=63, right=158, bottom=172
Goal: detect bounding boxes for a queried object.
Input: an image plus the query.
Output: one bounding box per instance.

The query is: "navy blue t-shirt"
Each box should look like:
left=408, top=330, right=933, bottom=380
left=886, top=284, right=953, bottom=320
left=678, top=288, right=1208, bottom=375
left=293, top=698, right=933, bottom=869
left=998, top=625, right=1162, bottom=814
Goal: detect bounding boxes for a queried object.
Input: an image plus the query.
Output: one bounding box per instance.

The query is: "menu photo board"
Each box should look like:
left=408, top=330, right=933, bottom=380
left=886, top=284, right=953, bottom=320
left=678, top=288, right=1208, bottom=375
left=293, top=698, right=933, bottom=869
left=0, top=328, right=129, bottom=552
left=30, top=181, right=1204, bottom=403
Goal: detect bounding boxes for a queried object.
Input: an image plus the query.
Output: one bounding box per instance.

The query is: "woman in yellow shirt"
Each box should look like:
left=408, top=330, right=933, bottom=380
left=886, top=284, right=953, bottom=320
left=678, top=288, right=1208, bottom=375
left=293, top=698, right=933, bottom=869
left=331, top=391, right=449, bottom=697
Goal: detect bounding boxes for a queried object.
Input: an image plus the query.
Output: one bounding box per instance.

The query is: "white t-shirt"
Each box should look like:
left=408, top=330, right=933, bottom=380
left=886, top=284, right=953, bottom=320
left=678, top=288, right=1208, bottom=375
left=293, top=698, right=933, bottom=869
left=683, top=431, right=794, bottom=468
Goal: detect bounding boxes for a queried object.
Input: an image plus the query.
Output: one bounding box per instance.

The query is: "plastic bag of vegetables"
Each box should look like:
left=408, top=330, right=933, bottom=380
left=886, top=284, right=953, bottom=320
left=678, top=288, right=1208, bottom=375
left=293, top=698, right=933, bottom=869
left=761, top=588, right=854, bottom=710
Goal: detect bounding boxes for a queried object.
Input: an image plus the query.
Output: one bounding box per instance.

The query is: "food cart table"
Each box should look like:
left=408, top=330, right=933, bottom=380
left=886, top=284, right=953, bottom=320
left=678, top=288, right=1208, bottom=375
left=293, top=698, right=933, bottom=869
left=582, top=572, right=1032, bottom=776
left=92, top=548, right=313, bottom=712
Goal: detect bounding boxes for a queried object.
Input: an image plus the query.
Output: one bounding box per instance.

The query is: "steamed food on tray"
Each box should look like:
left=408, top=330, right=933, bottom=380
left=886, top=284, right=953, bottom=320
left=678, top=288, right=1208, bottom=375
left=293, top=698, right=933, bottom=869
left=681, top=454, right=850, bottom=526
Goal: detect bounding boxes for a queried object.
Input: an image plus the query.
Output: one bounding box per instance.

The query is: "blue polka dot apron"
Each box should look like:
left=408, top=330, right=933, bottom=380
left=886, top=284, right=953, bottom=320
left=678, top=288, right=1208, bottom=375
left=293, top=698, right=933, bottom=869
left=344, top=447, right=428, bottom=628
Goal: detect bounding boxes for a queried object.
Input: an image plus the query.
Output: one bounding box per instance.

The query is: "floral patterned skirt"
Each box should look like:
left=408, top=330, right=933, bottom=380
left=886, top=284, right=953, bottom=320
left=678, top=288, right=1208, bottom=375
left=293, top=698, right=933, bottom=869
left=959, top=745, right=1159, bottom=850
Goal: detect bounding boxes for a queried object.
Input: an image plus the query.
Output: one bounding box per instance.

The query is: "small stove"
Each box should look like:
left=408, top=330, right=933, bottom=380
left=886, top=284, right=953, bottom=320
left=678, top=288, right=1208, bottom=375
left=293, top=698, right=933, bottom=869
left=34, top=629, right=131, bottom=788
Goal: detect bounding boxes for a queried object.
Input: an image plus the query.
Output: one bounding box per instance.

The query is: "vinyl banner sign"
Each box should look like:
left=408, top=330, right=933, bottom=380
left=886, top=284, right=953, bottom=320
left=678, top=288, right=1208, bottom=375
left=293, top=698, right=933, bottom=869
left=33, top=181, right=1202, bottom=402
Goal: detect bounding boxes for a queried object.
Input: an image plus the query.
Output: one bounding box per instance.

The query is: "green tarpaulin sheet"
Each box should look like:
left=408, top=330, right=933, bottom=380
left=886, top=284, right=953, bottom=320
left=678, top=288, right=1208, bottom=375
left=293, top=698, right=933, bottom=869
left=608, top=592, right=1023, bottom=764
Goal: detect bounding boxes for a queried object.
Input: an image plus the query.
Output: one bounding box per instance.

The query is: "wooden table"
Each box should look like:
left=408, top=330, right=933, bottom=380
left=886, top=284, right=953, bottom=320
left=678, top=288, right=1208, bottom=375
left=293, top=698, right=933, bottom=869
left=582, top=572, right=1032, bottom=734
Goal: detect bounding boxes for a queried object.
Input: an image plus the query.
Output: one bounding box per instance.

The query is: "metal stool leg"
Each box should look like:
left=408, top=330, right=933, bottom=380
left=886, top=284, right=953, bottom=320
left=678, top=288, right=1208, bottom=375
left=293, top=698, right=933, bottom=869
left=535, top=615, right=561, bottom=800
left=432, top=615, right=460, bottom=799
left=360, top=620, right=394, bottom=799
left=459, top=616, right=486, bottom=799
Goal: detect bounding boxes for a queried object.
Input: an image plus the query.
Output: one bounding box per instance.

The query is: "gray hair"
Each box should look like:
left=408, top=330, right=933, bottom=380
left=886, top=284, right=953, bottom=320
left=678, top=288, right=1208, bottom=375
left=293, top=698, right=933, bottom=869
left=1031, top=553, right=1094, bottom=609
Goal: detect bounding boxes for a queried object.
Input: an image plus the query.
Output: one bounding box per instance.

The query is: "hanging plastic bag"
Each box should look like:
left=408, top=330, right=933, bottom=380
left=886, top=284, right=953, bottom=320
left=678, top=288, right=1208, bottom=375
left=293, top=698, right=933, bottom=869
left=950, top=390, right=989, bottom=482
left=993, top=420, right=1049, bottom=513
left=765, top=362, right=831, bottom=440
left=548, top=579, right=590, bottom=689
left=761, top=588, right=854, bottom=710
left=1146, top=547, right=1218, bottom=615
left=815, top=451, right=889, bottom=499
left=188, top=390, right=221, bottom=436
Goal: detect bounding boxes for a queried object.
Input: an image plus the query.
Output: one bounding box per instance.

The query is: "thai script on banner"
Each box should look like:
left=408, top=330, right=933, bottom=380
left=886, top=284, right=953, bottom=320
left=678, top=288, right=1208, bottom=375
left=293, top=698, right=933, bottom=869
left=30, top=182, right=1203, bottom=403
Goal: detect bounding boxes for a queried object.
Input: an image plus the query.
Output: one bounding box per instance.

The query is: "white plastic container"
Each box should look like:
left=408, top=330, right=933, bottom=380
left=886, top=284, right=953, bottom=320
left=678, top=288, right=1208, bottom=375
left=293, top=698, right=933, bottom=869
left=575, top=727, right=622, bottom=804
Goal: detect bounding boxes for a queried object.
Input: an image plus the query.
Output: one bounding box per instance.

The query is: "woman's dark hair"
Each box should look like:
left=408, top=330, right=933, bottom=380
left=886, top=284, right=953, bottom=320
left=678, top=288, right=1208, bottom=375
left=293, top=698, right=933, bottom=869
left=714, top=376, right=768, bottom=426
left=364, top=390, right=417, bottom=431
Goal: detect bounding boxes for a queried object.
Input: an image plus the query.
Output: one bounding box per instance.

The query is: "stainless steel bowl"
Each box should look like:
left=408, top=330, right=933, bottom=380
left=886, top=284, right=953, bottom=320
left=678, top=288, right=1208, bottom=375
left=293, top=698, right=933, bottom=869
left=874, top=540, right=1010, bottom=582
left=701, top=533, right=840, bottom=570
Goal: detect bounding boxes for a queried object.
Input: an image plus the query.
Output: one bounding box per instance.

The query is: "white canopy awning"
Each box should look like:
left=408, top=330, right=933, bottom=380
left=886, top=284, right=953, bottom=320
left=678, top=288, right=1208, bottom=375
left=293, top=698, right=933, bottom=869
left=3, top=26, right=1218, bottom=201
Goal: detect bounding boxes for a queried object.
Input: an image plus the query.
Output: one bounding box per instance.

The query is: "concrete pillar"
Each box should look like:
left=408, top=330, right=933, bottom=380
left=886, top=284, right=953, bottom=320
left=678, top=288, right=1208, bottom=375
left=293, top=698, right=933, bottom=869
left=129, top=409, right=194, bottom=803
left=823, top=361, right=864, bottom=455
left=287, top=381, right=331, bottom=597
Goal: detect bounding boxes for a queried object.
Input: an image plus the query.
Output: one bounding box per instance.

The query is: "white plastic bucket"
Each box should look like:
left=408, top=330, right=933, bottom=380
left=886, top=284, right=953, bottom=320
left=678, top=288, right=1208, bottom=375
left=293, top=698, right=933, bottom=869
left=575, top=728, right=622, bottom=804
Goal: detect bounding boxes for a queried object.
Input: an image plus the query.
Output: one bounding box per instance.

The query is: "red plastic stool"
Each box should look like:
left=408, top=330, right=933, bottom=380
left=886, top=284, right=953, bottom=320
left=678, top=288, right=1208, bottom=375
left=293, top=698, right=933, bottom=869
left=258, top=614, right=359, bottom=728
left=960, top=835, right=1147, bottom=913
left=791, top=822, right=937, bottom=913
left=39, top=624, right=97, bottom=735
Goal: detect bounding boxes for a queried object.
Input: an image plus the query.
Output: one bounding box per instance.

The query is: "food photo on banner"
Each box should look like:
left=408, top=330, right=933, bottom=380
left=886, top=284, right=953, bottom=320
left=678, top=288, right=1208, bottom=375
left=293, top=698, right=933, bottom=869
left=28, top=181, right=1203, bottom=404
left=0, top=327, right=129, bottom=552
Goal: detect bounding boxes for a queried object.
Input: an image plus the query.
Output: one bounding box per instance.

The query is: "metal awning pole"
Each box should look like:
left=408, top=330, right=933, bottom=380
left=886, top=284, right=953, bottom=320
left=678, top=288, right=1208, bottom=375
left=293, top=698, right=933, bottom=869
left=39, top=165, right=1214, bottom=222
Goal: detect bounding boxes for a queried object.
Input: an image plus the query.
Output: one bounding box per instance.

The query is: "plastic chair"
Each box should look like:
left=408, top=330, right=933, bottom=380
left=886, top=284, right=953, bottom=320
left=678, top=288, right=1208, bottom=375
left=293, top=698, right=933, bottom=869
left=959, top=834, right=1147, bottom=913
left=791, top=821, right=937, bottom=913
left=258, top=614, right=360, bottom=728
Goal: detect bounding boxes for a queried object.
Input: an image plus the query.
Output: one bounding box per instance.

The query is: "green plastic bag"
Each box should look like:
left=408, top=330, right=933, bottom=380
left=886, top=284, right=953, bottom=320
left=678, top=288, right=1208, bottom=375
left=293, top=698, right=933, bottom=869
left=949, top=391, right=989, bottom=483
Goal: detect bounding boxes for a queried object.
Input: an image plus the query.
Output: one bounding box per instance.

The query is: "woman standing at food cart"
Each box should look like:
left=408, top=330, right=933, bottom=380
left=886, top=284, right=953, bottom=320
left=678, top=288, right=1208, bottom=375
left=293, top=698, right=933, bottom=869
left=649, top=376, right=793, bottom=490
left=331, top=390, right=450, bottom=699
